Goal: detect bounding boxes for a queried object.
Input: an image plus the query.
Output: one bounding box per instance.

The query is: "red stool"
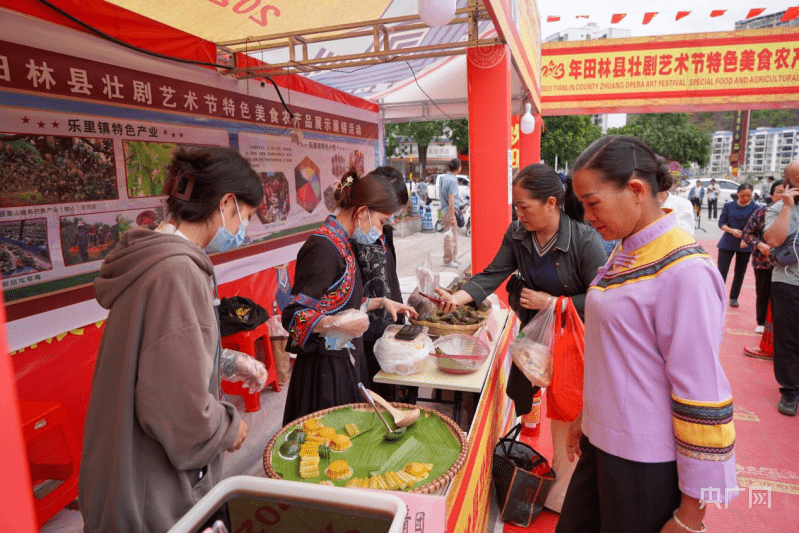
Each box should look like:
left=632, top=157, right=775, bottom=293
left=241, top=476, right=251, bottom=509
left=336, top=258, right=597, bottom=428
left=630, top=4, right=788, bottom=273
left=221, top=322, right=280, bottom=412
left=18, top=400, right=80, bottom=527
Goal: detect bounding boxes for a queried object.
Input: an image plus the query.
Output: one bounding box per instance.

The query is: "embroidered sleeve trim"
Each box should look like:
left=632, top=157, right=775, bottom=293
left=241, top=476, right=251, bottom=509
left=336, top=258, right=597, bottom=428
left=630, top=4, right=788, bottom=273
left=672, top=394, right=735, bottom=462
left=288, top=217, right=357, bottom=349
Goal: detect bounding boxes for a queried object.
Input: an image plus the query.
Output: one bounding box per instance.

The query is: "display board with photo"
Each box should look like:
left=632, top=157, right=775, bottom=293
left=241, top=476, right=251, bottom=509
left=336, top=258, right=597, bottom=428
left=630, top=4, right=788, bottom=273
left=60, top=208, right=164, bottom=266
left=0, top=218, right=52, bottom=279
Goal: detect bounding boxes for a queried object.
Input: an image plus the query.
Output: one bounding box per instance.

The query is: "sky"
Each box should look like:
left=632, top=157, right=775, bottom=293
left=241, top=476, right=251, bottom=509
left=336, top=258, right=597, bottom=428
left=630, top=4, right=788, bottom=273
left=537, top=0, right=797, bottom=39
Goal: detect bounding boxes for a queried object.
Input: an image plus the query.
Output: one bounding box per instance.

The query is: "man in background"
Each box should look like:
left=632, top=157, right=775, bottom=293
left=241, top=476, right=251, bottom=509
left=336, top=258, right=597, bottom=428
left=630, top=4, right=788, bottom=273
left=440, top=158, right=462, bottom=268
left=764, top=159, right=799, bottom=416
left=688, top=180, right=705, bottom=222
left=706, top=178, right=721, bottom=220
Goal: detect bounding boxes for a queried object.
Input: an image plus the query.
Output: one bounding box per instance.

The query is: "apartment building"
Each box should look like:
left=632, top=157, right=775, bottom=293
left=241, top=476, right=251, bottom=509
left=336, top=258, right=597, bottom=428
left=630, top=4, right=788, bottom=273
left=743, top=127, right=799, bottom=175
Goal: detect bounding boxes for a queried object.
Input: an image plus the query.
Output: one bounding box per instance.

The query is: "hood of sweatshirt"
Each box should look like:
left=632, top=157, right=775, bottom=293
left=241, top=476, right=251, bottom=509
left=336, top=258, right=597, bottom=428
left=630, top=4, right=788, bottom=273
left=94, top=227, right=214, bottom=310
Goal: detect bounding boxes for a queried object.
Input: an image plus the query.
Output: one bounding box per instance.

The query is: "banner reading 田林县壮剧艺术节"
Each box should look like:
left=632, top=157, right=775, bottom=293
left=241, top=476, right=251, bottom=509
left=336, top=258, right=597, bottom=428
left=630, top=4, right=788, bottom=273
left=541, top=27, right=799, bottom=115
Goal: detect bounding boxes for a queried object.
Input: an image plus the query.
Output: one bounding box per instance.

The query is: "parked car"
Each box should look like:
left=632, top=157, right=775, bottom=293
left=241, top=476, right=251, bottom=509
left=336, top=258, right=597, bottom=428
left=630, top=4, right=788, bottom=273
left=676, top=178, right=740, bottom=205
left=427, top=174, right=470, bottom=202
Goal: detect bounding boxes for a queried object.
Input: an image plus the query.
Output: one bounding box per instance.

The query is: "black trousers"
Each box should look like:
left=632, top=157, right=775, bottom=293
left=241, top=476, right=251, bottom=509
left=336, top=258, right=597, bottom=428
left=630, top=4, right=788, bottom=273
left=753, top=267, right=772, bottom=326
left=717, top=249, right=751, bottom=300
left=555, top=436, right=681, bottom=533
left=707, top=198, right=718, bottom=219
left=772, top=282, right=799, bottom=398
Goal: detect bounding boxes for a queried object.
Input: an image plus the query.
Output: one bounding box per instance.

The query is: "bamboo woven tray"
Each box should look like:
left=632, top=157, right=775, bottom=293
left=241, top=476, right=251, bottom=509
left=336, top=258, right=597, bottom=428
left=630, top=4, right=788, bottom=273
left=264, top=402, right=468, bottom=494
left=409, top=317, right=482, bottom=337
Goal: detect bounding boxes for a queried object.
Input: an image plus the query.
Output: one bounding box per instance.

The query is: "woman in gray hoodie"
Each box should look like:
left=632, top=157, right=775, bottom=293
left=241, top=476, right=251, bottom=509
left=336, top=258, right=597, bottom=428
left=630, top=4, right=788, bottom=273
left=79, top=147, right=263, bottom=532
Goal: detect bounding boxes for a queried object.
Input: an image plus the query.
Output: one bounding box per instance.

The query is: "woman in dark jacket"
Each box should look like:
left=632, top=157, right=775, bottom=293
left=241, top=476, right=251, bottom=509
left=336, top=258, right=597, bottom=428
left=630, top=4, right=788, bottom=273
left=352, top=166, right=410, bottom=399
left=436, top=163, right=607, bottom=511
left=717, top=183, right=758, bottom=307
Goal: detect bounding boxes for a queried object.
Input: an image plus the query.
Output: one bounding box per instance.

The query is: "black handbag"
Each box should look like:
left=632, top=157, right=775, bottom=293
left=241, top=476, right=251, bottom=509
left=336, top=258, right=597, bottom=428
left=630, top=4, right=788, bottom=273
left=217, top=296, right=270, bottom=337
left=771, top=231, right=799, bottom=267
left=505, top=271, right=535, bottom=325
left=492, top=424, right=555, bottom=527
left=456, top=208, right=465, bottom=228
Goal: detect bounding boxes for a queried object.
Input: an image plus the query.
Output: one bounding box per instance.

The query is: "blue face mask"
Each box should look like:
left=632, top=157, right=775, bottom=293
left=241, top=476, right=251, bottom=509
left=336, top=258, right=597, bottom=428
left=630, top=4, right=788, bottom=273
left=206, top=199, right=248, bottom=253
left=352, top=209, right=382, bottom=245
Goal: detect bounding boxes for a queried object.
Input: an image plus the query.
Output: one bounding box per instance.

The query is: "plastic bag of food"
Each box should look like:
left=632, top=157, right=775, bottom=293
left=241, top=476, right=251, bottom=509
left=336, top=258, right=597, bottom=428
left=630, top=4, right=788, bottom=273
left=373, top=325, right=433, bottom=375
left=319, top=308, right=370, bottom=351
left=508, top=298, right=557, bottom=387
left=416, top=254, right=440, bottom=297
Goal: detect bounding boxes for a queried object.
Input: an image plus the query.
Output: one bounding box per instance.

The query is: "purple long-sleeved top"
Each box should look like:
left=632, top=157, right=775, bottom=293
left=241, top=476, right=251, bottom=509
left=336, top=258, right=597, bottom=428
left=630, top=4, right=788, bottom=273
left=583, top=213, right=738, bottom=502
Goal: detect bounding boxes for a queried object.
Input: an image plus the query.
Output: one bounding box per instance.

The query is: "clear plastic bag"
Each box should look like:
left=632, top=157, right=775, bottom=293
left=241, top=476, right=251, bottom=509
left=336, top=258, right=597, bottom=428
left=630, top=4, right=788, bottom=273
left=407, top=287, right=437, bottom=320
left=266, top=314, right=289, bottom=338
left=416, top=254, right=440, bottom=297
left=373, top=324, right=432, bottom=375
left=508, top=298, right=557, bottom=387
left=319, top=307, right=370, bottom=351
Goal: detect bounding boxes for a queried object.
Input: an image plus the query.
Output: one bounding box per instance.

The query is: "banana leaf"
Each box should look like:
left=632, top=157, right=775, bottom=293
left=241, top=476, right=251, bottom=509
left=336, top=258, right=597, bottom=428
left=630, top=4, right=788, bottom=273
left=270, top=407, right=462, bottom=489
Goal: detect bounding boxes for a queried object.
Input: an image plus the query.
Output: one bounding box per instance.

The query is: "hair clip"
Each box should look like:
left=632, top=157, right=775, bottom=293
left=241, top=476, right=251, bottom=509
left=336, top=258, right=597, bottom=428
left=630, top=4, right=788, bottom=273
left=334, top=175, right=354, bottom=191
left=171, top=172, right=195, bottom=201
left=630, top=144, right=638, bottom=171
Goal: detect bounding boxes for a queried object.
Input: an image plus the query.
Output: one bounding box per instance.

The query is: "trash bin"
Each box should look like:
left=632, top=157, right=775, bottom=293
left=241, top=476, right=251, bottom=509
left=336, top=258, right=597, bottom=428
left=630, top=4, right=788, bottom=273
left=168, top=476, right=407, bottom=533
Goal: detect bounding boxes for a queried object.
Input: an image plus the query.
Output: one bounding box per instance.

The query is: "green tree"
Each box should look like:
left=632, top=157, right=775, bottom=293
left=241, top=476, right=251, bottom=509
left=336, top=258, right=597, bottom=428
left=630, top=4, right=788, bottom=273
left=610, top=113, right=711, bottom=167
left=444, top=119, right=469, bottom=155
left=385, top=121, right=447, bottom=179
left=540, top=115, right=602, bottom=170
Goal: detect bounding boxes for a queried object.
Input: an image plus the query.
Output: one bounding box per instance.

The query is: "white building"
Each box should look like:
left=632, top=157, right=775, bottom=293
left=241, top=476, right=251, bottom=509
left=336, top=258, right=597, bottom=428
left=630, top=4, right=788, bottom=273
left=709, top=131, right=733, bottom=175
left=593, top=113, right=629, bottom=134
left=544, top=22, right=631, bottom=42
left=743, top=127, right=799, bottom=176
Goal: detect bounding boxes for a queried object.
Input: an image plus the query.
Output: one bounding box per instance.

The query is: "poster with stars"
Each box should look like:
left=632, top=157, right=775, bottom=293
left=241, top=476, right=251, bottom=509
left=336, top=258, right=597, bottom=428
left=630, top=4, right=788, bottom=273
left=0, top=107, right=228, bottom=299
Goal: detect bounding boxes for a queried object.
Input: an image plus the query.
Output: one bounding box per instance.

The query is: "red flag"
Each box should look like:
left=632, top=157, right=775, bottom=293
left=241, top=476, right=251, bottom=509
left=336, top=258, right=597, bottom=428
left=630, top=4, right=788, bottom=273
left=781, top=7, right=799, bottom=22
left=547, top=15, right=561, bottom=22
left=676, top=11, right=691, bottom=21
left=710, top=10, right=726, bottom=17
left=611, top=13, right=626, bottom=23
left=576, top=15, right=589, bottom=19
left=642, top=12, right=658, bottom=24
left=746, top=8, right=766, bottom=19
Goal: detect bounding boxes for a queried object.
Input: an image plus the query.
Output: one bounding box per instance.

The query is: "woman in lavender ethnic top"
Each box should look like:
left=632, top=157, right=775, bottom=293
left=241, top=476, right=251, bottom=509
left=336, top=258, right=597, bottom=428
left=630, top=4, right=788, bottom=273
left=556, top=136, right=738, bottom=533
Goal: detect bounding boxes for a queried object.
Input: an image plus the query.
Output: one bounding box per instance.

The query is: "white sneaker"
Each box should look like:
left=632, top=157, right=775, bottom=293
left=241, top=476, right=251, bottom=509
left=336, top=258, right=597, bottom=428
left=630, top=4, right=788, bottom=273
left=754, top=325, right=765, bottom=334
left=442, top=260, right=461, bottom=268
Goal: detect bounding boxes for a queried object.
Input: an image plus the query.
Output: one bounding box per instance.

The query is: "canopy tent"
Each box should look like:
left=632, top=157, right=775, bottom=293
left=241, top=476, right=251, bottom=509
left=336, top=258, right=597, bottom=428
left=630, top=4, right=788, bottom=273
left=38, top=0, right=540, bottom=118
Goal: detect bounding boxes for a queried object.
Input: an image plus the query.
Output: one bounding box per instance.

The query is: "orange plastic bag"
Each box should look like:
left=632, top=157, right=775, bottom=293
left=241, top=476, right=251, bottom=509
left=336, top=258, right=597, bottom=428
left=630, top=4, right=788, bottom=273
left=546, top=297, right=584, bottom=422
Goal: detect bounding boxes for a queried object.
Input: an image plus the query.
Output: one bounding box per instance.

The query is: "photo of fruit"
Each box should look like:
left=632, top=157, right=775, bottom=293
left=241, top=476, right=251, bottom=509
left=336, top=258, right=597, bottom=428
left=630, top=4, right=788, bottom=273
left=0, top=133, right=117, bottom=207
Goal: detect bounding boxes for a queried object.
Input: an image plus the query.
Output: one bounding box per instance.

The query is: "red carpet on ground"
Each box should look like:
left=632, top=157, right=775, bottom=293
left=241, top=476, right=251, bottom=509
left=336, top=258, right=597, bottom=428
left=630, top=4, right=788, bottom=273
left=500, top=239, right=798, bottom=533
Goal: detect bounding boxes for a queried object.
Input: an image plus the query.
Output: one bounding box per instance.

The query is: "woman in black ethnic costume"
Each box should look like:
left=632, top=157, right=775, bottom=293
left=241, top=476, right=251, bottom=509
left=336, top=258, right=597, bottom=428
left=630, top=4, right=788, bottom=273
left=282, top=170, right=417, bottom=424
left=352, top=166, right=410, bottom=399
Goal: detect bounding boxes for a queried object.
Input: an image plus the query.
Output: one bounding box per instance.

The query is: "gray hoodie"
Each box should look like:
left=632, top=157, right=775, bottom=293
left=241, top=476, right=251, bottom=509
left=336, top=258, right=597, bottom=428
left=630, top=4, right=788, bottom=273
left=79, top=227, right=240, bottom=532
